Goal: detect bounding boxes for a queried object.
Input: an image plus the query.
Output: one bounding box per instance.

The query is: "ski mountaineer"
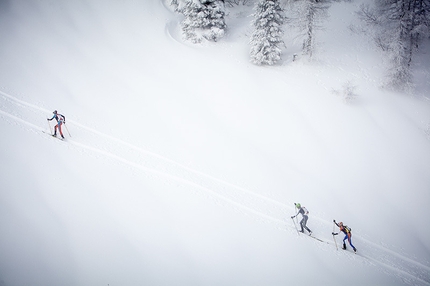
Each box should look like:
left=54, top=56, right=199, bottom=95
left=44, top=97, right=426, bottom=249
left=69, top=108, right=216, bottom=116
left=47, top=110, right=66, bottom=139
left=291, top=203, right=312, bottom=235
left=332, top=220, right=357, bottom=253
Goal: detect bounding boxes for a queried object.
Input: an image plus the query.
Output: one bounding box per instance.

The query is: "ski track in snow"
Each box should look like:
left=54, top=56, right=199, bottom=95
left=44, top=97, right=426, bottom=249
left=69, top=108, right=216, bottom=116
left=1, top=90, right=429, bottom=286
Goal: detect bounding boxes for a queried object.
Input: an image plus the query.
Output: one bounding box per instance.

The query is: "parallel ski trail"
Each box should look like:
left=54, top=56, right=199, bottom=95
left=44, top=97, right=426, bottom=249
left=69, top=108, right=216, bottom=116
left=0, top=90, right=287, bottom=208
left=0, top=90, right=288, bottom=227
left=1, top=90, right=429, bottom=286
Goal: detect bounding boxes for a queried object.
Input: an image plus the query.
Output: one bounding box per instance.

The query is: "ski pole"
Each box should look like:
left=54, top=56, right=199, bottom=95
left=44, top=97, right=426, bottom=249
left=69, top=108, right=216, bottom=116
left=47, top=120, right=52, bottom=134
left=291, top=217, right=300, bottom=236
left=332, top=220, right=338, bottom=250
left=294, top=203, right=299, bottom=224
left=64, top=123, right=71, bottom=137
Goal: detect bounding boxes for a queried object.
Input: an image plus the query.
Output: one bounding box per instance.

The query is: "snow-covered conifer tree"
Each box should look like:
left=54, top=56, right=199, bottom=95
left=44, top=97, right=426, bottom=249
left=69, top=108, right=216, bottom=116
left=181, top=0, right=227, bottom=43
left=225, top=0, right=251, bottom=6
left=171, top=0, right=179, bottom=11
left=359, top=0, right=430, bottom=90
left=203, top=0, right=227, bottom=41
left=250, top=0, right=286, bottom=65
left=290, top=0, right=329, bottom=59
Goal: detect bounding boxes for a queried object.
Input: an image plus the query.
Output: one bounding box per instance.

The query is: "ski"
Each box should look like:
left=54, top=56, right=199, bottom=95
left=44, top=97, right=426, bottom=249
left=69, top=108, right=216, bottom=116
left=42, top=131, right=65, bottom=141
left=342, top=248, right=357, bottom=254
left=52, top=135, right=65, bottom=141
left=308, top=235, right=325, bottom=243
left=297, top=230, right=329, bottom=244
left=307, top=234, right=329, bottom=244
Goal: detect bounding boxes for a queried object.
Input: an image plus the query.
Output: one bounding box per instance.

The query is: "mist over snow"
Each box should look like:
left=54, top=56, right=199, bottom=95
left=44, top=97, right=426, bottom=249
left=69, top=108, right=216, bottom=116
left=1, top=0, right=430, bottom=286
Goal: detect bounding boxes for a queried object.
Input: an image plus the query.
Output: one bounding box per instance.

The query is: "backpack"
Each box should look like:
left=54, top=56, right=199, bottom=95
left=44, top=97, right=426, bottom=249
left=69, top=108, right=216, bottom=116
left=344, top=225, right=351, bottom=233
left=302, top=207, right=309, bottom=215
left=57, top=114, right=65, bottom=123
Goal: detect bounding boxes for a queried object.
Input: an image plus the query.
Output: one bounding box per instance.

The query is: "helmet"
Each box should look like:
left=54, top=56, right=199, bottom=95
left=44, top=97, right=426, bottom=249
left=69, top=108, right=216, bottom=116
left=339, top=222, right=343, bottom=226
left=53, top=110, right=57, bottom=114
left=295, top=203, right=301, bottom=208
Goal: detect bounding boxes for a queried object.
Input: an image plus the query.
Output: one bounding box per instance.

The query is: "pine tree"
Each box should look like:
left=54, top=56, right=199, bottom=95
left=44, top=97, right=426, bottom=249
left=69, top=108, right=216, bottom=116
left=250, top=0, right=286, bottom=65
left=203, top=0, right=227, bottom=41
left=225, top=0, right=251, bottom=6
left=291, top=0, right=330, bottom=59
left=171, top=0, right=189, bottom=13
left=181, top=0, right=226, bottom=43
left=170, top=0, right=179, bottom=11
left=359, top=0, right=430, bottom=90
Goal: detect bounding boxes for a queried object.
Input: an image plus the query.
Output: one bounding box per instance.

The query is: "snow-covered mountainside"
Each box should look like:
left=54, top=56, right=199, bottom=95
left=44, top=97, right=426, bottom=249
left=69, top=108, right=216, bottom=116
left=0, top=1, right=429, bottom=285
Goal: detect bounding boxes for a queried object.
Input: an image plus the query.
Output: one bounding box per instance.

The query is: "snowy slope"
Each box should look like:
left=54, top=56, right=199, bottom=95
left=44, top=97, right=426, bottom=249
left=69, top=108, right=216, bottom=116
left=1, top=0, right=430, bottom=285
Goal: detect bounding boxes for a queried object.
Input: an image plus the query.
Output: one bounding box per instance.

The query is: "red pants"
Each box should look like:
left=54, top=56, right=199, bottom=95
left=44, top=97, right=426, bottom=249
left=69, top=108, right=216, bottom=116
left=55, top=122, right=63, bottom=137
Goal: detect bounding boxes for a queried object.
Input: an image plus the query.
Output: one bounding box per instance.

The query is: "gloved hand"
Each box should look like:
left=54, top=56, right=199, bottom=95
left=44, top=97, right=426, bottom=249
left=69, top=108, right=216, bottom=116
left=332, top=232, right=338, bottom=236
left=333, top=219, right=336, bottom=223
left=291, top=216, right=295, bottom=219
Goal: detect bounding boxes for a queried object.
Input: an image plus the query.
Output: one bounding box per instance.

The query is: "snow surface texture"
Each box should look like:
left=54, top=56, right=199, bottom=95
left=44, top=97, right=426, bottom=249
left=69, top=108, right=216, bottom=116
left=1, top=0, right=430, bottom=285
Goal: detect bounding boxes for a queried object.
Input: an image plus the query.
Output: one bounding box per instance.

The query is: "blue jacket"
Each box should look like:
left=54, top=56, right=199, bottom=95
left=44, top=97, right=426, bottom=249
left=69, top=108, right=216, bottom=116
left=48, top=113, right=65, bottom=123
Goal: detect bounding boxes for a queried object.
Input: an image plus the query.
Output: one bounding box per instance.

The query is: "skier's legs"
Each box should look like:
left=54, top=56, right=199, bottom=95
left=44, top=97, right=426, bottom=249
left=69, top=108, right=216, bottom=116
left=299, top=217, right=304, bottom=232
left=57, top=122, right=64, bottom=137
left=301, top=215, right=311, bottom=233
left=347, top=234, right=356, bottom=250
left=343, top=234, right=356, bottom=250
